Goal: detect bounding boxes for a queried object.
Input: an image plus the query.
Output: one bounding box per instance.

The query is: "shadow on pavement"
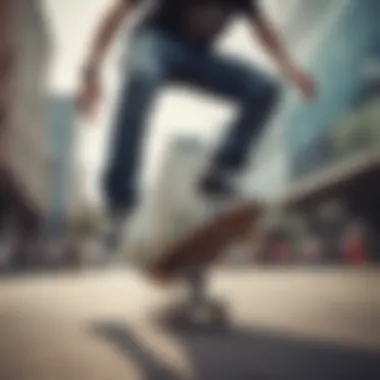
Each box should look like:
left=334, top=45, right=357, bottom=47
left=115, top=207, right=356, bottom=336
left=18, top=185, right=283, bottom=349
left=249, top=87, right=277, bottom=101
left=92, top=322, right=178, bottom=380
left=91, top=318, right=380, bottom=380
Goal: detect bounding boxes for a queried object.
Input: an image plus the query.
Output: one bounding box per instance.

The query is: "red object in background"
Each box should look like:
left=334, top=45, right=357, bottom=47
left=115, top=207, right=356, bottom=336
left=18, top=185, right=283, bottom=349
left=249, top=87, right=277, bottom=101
left=273, top=241, right=291, bottom=262
left=343, top=236, right=369, bottom=265
left=303, top=238, right=321, bottom=263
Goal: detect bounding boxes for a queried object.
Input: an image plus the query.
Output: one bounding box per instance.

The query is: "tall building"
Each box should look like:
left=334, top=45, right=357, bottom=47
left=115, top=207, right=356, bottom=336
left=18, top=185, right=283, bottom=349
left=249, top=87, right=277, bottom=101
left=247, top=0, right=339, bottom=199
left=251, top=0, right=380, bottom=199
left=127, top=134, right=210, bottom=264
left=0, top=0, right=52, bottom=238
left=286, top=0, right=380, bottom=179
left=152, top=135, right=209, bottom=216
left=47, top=94, right=82, bottom=237
left=0, top=0, right=13, bottom=219
left=132, top=135, right=210, bottom=245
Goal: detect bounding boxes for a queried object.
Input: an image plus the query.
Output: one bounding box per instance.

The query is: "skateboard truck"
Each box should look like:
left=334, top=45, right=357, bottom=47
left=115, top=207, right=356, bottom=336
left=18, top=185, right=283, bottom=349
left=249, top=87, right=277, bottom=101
left=148, top=201, right=259, bottom=326
left=184, top=264, right=207, bottom=309
left=176, top=263, right=228, bottom=326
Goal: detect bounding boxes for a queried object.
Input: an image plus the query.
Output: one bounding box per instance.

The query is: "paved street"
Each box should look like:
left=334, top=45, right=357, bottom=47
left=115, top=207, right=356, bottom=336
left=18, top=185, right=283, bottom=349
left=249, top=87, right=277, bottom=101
left=0, top=267, right=379, bottom=380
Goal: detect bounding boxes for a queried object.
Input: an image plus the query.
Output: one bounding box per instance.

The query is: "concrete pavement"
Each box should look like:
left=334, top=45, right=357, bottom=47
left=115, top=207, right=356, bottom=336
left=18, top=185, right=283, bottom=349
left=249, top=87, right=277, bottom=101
left=0, top=267, right=379, bottom=379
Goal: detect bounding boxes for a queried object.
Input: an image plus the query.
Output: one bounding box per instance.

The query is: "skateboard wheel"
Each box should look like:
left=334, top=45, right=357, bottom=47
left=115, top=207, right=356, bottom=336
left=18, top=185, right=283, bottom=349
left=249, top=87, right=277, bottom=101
left=189, top=299, right=228, bottom=326
left=208, top=301, right=228, bottom=326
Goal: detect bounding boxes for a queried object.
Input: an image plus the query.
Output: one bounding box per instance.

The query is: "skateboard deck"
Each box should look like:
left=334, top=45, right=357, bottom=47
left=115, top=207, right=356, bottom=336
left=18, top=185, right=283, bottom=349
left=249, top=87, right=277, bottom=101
left=146, top=201, right=262, bottom=283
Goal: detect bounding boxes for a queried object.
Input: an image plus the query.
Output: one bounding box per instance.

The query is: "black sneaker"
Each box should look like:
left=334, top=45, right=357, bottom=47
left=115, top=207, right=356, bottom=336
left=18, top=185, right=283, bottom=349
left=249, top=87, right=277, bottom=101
left=198, top=171, right=237, bottom=200
left=102, top=213, right=126, bottom=255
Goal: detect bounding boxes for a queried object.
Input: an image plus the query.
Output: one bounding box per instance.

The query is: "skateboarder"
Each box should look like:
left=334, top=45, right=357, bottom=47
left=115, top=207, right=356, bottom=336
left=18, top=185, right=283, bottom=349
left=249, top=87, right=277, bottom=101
left=77, top=0, right=317, bottom=252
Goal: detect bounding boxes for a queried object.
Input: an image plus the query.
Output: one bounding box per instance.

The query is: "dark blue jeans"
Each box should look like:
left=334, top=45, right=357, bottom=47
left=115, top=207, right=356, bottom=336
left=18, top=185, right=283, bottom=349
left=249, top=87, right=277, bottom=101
left=104, top=28, right=280, bottom=214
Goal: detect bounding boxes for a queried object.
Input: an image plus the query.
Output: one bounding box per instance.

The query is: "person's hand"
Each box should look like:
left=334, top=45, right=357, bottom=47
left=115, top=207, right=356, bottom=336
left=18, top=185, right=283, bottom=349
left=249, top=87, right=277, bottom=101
left=290, top=68, right=318, bottom=102
left=76, top=66, right=102, bottom=121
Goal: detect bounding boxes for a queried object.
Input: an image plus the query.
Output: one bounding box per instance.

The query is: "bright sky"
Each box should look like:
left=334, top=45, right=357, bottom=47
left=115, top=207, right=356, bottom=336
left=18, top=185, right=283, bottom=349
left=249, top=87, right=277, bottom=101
left=43, top=0, right=295, bottom=205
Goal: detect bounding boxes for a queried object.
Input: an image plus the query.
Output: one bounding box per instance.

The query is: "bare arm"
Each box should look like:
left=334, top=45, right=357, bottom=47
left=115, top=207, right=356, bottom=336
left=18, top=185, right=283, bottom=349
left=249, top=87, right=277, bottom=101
left=77, top=0, right=137, bottom=118
left=250, top=7, right=317, bottom=99
left=84, top=0, right=134, bottom=73
left=251, top=9, right=297, bottom=78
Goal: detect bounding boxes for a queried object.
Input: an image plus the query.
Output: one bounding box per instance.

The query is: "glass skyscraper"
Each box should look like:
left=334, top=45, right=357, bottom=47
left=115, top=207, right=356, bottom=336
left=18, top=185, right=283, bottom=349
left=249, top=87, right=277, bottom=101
left=285, top=0, right=380, bottom=178
left=48, top=94, right=76, bottom=236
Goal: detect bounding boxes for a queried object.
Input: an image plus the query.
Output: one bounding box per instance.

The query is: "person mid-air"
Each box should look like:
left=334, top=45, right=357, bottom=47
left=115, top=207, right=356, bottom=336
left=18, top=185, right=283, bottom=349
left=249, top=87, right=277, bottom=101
left=77, top=0, right=317, bottom=252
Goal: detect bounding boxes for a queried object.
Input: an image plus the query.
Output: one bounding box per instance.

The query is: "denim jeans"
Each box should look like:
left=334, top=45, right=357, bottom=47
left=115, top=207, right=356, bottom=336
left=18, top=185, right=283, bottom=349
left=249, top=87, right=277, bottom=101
left=104, top=28, right=280, bottom=214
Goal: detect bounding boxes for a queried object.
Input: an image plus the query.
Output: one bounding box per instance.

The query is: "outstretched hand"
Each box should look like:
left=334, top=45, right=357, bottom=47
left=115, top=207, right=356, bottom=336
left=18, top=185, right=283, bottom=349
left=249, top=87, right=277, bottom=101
left=76, top=73, right=102, bottom=121
left=290, top=68, right=318, bottom=102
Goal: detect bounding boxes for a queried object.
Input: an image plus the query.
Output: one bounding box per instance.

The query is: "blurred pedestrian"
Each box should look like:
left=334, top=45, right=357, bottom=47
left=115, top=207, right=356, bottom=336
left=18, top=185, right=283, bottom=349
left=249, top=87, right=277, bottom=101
left=341, top=221, right=370, bottom=266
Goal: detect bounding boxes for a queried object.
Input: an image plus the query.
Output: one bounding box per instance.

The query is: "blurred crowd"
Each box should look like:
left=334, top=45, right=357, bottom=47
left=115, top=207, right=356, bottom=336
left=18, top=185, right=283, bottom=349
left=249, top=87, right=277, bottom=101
left=1, top=201, right=377, bottom=275
left=253, top=202, right=376, bottom=266
left=0, top=209, right=103, bottom=273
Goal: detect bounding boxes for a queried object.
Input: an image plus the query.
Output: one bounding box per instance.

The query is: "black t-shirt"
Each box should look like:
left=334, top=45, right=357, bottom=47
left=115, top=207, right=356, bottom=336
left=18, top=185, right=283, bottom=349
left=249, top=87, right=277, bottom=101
left=133, top=0, right=259, bottom=44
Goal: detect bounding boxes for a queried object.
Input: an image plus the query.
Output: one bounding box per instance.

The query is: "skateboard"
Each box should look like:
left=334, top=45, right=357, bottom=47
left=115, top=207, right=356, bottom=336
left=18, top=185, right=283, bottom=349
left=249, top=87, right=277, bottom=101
left=144, top=201, right=262, bottom=326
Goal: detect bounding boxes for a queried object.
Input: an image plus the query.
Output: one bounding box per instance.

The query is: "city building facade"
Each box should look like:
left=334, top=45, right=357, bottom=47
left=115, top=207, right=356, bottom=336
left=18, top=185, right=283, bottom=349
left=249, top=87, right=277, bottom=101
left=8, top=0, right=53, bottom=218
left=286, top=0, right=380, bottom=179
left=251, top=0, right=380, bottom=199
left=47, top=93, right=82, bottom=237
left=0, top=0, right=52, bottom=259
